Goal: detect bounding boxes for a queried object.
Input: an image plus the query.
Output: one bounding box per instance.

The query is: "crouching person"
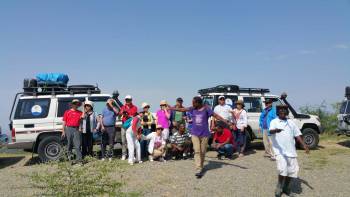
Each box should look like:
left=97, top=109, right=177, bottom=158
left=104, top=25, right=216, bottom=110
left=269, top=105, right=309, bottom=197
left=168, top=123, right=192, bottom=160
left=211, top=121, right=235, bottom=160
left=62, top=99, right=83, bottom=165
left=143, top=125, right=166, bottom=162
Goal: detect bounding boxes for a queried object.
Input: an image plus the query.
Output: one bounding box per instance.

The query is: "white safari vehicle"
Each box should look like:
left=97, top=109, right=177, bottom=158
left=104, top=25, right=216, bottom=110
left=7, top=84, right=123, bottom=162
left=199, top=85, right=323, bottom=149
left=336, top=87, right=350, bottom=136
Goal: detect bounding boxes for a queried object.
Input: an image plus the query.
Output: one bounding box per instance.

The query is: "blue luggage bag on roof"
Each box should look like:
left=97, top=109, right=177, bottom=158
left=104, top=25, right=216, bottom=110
left=36, top=73, right=69, bottom=86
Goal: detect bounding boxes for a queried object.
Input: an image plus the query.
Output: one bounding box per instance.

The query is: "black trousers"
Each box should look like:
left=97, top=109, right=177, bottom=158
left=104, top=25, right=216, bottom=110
left=82, top=132, right=93, bottom=158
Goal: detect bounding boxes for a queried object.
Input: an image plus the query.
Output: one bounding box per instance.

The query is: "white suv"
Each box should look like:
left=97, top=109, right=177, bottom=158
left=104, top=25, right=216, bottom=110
left=7, top=85, right=123, bottom=162
left=199, top=85, right=323, bottom=149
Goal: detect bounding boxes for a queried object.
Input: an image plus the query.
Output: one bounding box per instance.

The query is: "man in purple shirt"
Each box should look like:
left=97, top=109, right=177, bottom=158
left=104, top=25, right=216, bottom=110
left=172, top=96, right=231, bottom=178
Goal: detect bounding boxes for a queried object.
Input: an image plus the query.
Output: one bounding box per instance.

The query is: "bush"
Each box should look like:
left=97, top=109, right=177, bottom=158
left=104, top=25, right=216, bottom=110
left=28, top=158, right=133, bottom=197
left=299, top=101, right=340, bottom=134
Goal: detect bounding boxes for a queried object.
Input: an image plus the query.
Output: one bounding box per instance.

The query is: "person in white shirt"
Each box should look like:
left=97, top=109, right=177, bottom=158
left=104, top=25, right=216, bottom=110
left=232, top=100, right=248, bottom=157
left=142, top=125, right=167, bottom=162
left=213, top=96, right=233, bottom=122
left=269, top=105, right=309, bottom=197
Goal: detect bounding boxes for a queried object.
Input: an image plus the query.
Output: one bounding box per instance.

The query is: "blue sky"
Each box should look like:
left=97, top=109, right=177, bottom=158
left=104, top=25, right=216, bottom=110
left=0, top=1, right=349, bottom=134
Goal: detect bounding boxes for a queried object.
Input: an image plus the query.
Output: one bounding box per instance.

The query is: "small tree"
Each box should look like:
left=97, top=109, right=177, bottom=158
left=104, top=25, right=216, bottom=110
left=28, top=158, right=131, bottom=197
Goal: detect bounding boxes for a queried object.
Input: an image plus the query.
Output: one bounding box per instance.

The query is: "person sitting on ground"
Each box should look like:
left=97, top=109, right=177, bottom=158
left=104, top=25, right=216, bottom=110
left=269, top=105, right=309, bottom=197
left=143, top=125, right=167, bottom=162
left=211, top=121, right=235, bottom=160
left=168, top=123, right=192, bottom=160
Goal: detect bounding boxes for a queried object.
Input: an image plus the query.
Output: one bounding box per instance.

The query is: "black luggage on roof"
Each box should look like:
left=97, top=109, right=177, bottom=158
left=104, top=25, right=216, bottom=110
left=198, top=84, right=270, bottom=95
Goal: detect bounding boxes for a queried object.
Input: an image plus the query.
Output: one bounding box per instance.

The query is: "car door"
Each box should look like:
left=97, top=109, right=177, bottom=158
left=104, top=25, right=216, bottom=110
left=243, top=96, right=263, bottom=138
left=13, top=98, right=54, bottom=142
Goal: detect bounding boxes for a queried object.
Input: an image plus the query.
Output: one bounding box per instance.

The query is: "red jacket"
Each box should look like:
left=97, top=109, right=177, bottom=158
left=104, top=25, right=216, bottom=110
left=119, top=103, right=138, bottom=122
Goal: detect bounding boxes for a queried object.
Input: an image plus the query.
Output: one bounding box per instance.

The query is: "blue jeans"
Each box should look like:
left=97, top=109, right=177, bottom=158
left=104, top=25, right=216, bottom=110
left=140, top=128, right=151, bottom=158
left=218, top=144, right=234, bottom=157
left=234, top=129, right=246, bottom=154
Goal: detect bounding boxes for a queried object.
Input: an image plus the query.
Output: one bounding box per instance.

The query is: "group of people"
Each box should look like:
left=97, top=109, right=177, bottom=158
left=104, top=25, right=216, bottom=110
left=62, top=94, right=310, bottom=196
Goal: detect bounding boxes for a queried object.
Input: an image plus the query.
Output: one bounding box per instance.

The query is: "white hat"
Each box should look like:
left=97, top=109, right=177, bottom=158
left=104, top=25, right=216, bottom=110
left=84, top=100, right=94, bottom=108
left=125, top=95, right=133, bottom=100
left=218, top=95, right=225, bottom=100
left=142, top=102, right=150, bottom=108
left=160, top=100, right=168, bottom=105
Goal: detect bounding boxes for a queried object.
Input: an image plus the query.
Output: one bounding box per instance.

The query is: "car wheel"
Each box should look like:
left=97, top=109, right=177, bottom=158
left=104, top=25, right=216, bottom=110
left=302, top=128, right=319, bottom=149
left=38, top=136, right=64, bottom=162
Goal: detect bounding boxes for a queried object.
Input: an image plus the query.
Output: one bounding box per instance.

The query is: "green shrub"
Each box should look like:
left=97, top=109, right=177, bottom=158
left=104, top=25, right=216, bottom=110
left=28, top=158, right=133, bottom=197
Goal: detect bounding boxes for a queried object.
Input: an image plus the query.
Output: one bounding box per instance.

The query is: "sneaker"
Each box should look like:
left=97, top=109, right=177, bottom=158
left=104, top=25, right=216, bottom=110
left=138, top=161, right=143, bottom=164
left=195, top=170, right=203, bottom=179
left=121, top=155, right=127, bottom=161
left=239, top=153, right=244, bottom=158
left=149, top=156, right=154, bottom=162
left=101, top=158, right=105, bottom=161
left=159, top=157, right=166, bottom=163
left=217, top=153, right=223, bottom=160
left=109, top=158, right=112, bottom=162
left=128, top=162, right=134, bottom=166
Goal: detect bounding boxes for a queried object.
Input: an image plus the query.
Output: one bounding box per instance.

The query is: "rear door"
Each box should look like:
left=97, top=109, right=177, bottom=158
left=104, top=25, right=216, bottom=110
left=243, top=96, right=263, bottom=137
left=54, top=97, right=85, bottom=131
left=13, top=98, right=54, bottom=142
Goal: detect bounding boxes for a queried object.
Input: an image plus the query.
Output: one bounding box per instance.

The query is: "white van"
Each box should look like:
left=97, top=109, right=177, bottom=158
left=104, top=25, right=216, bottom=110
left=7, top=84, right=123, bottom=162
left=199, top=85, right=323, bottom=149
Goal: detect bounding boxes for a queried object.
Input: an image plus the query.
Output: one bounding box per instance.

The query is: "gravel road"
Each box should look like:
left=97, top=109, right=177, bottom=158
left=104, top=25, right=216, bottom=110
left=1, top=140, right=350, bottom=197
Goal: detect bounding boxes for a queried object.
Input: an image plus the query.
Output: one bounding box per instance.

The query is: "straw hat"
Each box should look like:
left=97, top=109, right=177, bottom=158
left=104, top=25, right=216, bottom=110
left=160, top=100, right=168, bottom=105
left=142, top=102, right=150, bottom=108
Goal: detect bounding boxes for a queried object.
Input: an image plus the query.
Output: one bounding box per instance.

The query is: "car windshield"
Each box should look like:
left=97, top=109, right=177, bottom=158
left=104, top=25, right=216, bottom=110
left=203, top=96, right=214, bottom=108
left=88, top=97, right=115, bottom=115
left=340, top=101, right=349, bottom=114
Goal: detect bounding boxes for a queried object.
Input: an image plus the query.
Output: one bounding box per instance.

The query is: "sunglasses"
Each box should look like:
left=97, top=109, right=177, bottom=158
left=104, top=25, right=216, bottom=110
left=156, top=128, right=164, bottom=131
left=160, top=105, right=166, bottom=107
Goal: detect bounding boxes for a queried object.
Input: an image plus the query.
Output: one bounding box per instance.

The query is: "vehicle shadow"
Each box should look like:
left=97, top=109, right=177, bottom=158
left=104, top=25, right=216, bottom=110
left=292, top=178, right=314, bottom=194
left=338, top=140, right=350, bottom=148
left=0, top=156, right=25, bottom=169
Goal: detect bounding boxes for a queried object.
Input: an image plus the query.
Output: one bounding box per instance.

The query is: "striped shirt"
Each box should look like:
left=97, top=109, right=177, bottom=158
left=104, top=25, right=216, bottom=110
left=170, top=131, right=191, bottom=146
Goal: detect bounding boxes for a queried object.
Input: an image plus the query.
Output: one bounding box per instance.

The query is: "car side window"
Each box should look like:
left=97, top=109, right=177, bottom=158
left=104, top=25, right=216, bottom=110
left=57, top=98, right=84, bottom=117
left=14, top=98, right=50, bottom=119
left=243, top=97, right=262, bottom=113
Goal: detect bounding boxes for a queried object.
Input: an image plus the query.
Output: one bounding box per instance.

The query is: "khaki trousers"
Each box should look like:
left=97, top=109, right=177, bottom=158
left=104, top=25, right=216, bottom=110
left=263, top=129, right=274, bottom=157
left=191, top=136, right=208, bottom=172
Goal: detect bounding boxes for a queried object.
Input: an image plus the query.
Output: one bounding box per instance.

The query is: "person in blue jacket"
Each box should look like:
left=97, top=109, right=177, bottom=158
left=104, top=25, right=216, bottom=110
left=259, top=98, right=277, bottom=160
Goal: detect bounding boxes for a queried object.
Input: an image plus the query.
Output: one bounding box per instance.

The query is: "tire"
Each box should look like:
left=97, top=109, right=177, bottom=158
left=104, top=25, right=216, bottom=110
left=38, top=136, right=64, bottom=162
left=301, top=128, right=319, bottom=149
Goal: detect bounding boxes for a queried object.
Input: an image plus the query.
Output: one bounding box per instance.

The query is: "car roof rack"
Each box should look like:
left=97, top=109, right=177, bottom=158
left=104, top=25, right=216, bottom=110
left=198, top=84, right=270, bottom=95
left=22, top=84, right=101, bottom=96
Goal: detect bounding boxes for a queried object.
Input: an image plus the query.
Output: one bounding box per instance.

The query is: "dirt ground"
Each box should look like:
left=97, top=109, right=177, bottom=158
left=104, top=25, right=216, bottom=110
left=1, top=138, right=350, bottom=197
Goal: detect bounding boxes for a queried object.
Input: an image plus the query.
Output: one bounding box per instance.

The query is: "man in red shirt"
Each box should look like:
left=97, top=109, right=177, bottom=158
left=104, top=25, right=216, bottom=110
left=119, top=95, right=138, bottom=160
left=62, top=99, right=83, bottom=164
left=212, top=121, right=235, bottom=160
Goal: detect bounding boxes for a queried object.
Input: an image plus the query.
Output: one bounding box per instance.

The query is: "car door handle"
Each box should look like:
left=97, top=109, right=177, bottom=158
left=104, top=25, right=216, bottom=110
left=56, top=123, right=63, bottom=126
left=24, top=124, right=34, bottom=128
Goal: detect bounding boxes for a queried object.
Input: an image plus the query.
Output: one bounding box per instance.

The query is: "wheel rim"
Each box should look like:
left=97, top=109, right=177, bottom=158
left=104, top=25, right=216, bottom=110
left=45, top=142, right=62, bottom=160
left=304, top=134, right=314, bottom=146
